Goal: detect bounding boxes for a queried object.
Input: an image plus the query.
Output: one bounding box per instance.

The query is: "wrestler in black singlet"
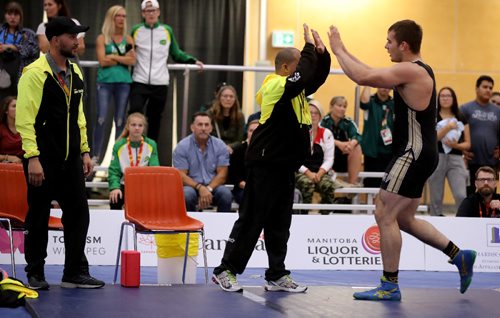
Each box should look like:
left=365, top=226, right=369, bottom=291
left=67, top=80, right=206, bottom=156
left=380, top=60, right=438, bottom=198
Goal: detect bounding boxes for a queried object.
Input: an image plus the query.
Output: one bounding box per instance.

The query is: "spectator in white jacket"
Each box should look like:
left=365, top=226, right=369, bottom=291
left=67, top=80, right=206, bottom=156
left=128, top=0, right=203, bottom=155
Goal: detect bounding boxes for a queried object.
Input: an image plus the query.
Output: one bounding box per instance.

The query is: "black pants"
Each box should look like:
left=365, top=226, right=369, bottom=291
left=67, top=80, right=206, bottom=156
left=213, top=165, right=295, bottom=281
left=128, top=82, right=168, bottom=143
left=110, top=185, right=125, bottom=210
left=363, top=154, right=392, bottom=187
left=23, top=156, right=90, bottom=278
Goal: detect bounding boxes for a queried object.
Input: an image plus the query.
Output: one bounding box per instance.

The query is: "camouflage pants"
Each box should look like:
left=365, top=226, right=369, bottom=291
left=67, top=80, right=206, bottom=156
left=295, top=173, right=342, bottom=204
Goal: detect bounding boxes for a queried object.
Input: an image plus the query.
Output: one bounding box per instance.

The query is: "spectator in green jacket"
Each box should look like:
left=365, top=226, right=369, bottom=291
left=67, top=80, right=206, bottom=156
left=320, top=96, right=362, bottom=184
left=360, top=87, right=394, bottom=187
left=108, top=112, right=159, bottom=209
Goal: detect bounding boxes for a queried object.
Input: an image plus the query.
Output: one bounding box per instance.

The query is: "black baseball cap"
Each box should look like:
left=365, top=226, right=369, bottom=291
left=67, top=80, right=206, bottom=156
left=45, top=16, right=89, bottom=40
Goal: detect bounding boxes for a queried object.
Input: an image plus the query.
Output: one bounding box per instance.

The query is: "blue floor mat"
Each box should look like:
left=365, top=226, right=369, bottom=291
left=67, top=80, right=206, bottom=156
left=1, top=265, right=499, bottom=318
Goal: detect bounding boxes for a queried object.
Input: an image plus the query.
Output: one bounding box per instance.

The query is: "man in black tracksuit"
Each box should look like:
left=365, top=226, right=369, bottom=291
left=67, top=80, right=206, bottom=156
left=16, top=17, right=104, bottom=290
left=212, top=24, right=331, bottom=293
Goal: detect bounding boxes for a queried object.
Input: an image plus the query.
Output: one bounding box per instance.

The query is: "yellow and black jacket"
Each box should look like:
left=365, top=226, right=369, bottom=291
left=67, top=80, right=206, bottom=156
left=16, top=55, right=90, bottom=164
left=246, top=43, right=330, bottom=170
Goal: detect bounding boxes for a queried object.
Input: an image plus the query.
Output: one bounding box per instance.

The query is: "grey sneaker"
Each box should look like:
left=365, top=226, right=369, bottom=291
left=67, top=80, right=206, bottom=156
left=212, top=270, right=243, bottom=292
left=61, top=274, right=105, bottom=289
left=265, top=275, right=307, bottom=293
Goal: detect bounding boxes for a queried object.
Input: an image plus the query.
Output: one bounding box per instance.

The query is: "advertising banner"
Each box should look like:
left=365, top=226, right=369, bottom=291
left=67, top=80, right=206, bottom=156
left=1, top=211, right=499, bottom=272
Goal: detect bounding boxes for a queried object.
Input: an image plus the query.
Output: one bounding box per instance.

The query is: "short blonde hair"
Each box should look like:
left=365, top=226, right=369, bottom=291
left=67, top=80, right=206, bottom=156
left=329, top=96, right=347, bottom=107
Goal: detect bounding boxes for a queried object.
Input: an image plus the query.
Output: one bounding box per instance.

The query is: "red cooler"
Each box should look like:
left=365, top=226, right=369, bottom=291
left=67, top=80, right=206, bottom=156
left=121, top=250, right=140, bottom=287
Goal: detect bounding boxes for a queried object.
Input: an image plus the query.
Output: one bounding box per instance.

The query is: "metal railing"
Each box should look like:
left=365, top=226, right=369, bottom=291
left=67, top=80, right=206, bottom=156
left=79, top=61, right=348, bottom=137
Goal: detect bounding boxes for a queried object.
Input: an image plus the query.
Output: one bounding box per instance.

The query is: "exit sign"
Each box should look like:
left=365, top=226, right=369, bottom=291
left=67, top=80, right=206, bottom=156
left=272, top=31, right=295, bottom=48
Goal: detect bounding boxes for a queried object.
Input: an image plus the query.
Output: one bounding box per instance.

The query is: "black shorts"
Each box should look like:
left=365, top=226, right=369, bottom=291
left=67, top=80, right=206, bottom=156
left=332, top=148, right=348, bottom=172
left=380, top=149, right=437, bottom=198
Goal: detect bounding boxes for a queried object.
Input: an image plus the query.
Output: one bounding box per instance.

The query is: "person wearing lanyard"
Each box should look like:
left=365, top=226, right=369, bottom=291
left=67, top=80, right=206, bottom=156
left=108, top=112, right=159, bottom=210
left=16, top=16, right=104, bottom=290
left=359, top=87, right=395, bottom=188
left=457, top=166, right=500, bottom=217
left=0, top=2, right=38, bottom=100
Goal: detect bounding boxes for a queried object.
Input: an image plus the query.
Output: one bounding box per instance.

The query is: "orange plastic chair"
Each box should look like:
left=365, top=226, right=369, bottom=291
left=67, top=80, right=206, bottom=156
left=0, top=163, right=63, bottom=278
left=113, top=166, right=208, bottom=285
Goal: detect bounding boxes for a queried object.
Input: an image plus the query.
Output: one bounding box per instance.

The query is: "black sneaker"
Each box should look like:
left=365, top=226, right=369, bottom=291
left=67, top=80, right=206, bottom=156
left=28, top=275, right=50, bottom=290
left=61, top=274, right=105, bottom=289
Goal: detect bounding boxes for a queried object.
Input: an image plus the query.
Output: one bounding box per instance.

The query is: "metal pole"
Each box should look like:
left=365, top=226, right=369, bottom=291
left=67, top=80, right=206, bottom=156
left=354, top=85, right=361, bottom=126
left=181, top=68, right=191, bottom=138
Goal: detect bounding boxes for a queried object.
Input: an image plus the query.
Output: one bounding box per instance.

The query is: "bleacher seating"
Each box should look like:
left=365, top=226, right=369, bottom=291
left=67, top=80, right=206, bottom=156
left=86, top=167, right=428, bottom=213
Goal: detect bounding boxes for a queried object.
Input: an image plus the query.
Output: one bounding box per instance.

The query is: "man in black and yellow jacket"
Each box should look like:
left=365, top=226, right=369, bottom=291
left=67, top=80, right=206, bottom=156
left=213, top=24, right=331, bottom=293
left=16, top=17, right=104, bottom=290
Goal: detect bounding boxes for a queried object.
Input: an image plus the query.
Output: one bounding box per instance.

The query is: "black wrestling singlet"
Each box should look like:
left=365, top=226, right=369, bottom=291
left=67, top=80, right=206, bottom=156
left=380, top=60, right=438, bottom=198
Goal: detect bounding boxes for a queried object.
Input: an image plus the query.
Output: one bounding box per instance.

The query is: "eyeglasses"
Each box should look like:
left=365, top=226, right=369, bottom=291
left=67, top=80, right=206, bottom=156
left=143, top=9, right=157, bottom=14
left=476, top=178, right=496, bottom=183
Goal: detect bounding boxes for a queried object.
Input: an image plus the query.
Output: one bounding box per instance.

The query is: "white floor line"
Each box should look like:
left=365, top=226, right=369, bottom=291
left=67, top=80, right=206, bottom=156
left=352, top=286, right=376, bottom=289
left=241, top=288, right=267, bottom=306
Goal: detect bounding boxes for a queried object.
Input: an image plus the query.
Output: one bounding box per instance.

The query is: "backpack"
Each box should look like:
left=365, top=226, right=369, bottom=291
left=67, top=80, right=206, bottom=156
left=0, top=268, right=38, bottom=308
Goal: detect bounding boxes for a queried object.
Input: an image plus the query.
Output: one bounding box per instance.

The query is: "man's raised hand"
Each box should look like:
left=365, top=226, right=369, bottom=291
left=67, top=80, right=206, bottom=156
left=328, top=25, right=344, bottom=55
left=311, top=29, right=325, bottom=53
left=303, top=23, right=314, bottom=45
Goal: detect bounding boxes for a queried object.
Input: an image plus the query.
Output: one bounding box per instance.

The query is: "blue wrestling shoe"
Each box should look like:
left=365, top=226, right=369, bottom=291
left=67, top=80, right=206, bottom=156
left=353, top=276, right=401, bottom=301
left=449, top=249, right=477, bottom=294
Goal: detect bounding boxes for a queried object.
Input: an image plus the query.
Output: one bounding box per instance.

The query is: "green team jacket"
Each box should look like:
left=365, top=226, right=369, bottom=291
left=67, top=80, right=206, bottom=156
left=108, top=136, right=159, bottom=190
left=320, top=115, right=362, bottom=144
left=16, top=55, right=90, bottom=163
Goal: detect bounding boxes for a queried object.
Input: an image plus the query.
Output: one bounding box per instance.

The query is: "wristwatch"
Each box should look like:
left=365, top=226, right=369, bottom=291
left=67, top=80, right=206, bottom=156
left=206, top=185, right=213, bottom=193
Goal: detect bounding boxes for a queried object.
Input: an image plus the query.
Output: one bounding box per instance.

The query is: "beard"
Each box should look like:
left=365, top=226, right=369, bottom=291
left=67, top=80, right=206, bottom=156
left=60, top=47, right=76, bottom=59
left=479, top=186, right=493, bottom=197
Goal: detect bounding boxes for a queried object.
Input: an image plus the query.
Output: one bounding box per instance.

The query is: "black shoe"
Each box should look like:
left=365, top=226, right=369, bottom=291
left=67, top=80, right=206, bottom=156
left=28, top=275, right=50, bottom=290
left=61, top=274, right=105, bottom=289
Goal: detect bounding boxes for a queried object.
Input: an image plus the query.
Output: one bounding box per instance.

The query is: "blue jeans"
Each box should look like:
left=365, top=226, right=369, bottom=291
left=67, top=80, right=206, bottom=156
left=184, top=185, right=233, bottom=212
left=93, top=82, right=131, bottom=160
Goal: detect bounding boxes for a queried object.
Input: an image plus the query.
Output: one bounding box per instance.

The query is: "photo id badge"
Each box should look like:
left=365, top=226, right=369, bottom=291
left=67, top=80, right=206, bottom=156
left=380, top=127, right=393, bottom=145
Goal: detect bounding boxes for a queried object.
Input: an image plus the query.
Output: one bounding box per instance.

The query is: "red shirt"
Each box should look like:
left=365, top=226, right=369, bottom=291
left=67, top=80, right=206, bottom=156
left=0, top=122, right=23, bottom=157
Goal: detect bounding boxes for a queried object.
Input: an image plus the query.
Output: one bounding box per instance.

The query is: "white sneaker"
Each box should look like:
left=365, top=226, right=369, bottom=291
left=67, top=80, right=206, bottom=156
left=265, top=275, right=307, bottom=293
left=212, top=270, right=243, bottom=292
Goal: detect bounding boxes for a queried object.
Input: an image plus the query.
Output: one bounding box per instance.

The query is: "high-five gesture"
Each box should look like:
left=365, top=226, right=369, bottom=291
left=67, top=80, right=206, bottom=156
left=327, top=25, right=344, bottom=55
left=304, top=24, right=326, bottom=54
left=311, top=29, right=325, bottom=54
left=303, top=23, right=314, bottom=45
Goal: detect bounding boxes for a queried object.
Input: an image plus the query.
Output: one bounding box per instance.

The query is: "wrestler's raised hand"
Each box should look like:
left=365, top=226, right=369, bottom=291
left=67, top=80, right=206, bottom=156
left=311, top=29, right=325, bottom=54
left=328, top=25, right=344, bottom=55
left=303, top=23, right=314, bottom=45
